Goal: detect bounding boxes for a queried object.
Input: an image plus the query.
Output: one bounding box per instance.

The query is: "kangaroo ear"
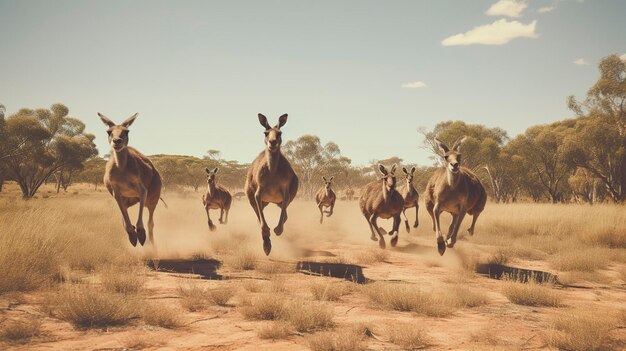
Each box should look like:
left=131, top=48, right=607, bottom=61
left=277, top=114, right=288, bottom=129
left=452, top=136, right=467, bottom=152
left=97, top=113, right=115, bottom=127
left=435, top=137, right=449, bottom=154
left=205, top=167, right=211, bottom=174
left=121, top=113, right=138, bottom=128
left=402, top=167, right=408, bottom=175
left=322, top=176, right=327, bottom=182
left=378, top=164, right=388, bottom=175
left=411, top=166, right=416, bottom=174
left=390, top=164, right=397, bottom=174
left=258, top=113, right=271, bottom=130
left=329, top=176, right=334, bottom=182
left=213, top=167, right=219, bottom=174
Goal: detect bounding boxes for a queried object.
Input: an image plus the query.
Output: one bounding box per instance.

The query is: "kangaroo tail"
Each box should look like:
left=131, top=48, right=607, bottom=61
left=159, top=197, right=169, bottom=209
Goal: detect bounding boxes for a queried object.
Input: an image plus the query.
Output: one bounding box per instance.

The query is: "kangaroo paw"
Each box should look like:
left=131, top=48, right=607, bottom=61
left=404, top=220, right=410, bottom=233
left=263, top=237, right=272, bottom=256
left=137, top=227, right=146, bottom=246
left=437, top=237, right=446, bottom=256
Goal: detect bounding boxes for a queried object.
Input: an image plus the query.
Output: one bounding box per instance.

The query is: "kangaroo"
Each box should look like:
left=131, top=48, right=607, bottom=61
left=359, top=164, right=404, bottom=249
left=98, top=113, right=165, bottom=247
left=245, top=113, right=299, bottom=255
left=315, top=176, right=336, bottom=224
left=399, top=166, right=419, bottom=233
left=202, top=167, right=232, bottom=231
left=424, top=136, right=487, bottom=256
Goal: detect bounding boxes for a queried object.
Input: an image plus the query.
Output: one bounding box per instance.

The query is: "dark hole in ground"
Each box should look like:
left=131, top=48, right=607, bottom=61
left=476, top=263, right=558, bottom=284
left=297, top=261, right=369, bottom=284
left=147, top=258, right=223, bottom=280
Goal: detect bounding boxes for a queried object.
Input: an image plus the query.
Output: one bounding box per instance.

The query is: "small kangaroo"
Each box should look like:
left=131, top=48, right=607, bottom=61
left=202, top=167, right=232, bottom=231
left=315, top=176, right=336, bottom=224
left=359, top=164, right=404, bottom=249
left=399, top=166, right=419, bottom=233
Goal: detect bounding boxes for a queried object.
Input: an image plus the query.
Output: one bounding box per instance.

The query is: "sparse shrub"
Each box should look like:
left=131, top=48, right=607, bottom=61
left=266, top=276, right=287, bottom=293
left=177, top=284, right=208, bottom=312
left=365, top=282, right=454, bottom=317
left=356, top=249, right=389, bottom=264
left=444, top=284, right=488, bottom=308
left=257, top=261, right=295, bottom=274
left=120, top=334, right=166, bottom=349
left=100, top=267, right=146, bottom=294
left=241, top=280, right=262, bottom=293
left=307, top=328, right=367, bottom=351
left=310, top=280, right=352, bottom=301
left=387, top=323, right=430, bottom=349
left=239, top=294, right=287, bottom=320
left=208, top=286, right=235, bottom=306
left=226, top=249, right=258, bottom=270
left=141, top=303, right=181, bottom=328
left=547, top=311, right=617, bottom=351
left=48, top=284, right=138, bottom=327
left=0, top=318, right=42, bottom=344
left=551, top=249, right=609, bottom=272
left=282, top=299, right=335, bottom=332
left=257, top=321, right=293, bottom=340
left=501, top=280, right=563, bottom=307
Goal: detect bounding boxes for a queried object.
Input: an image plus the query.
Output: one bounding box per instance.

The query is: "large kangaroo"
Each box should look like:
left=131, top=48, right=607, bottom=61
left=98, top=113, right=165, bottom=247
left=202, top=167, right=232, bottom=231
left=359, top=164, right=404, bottom=249
left=245, top=113, right=299, bottom=255
left=315, top=176, right=336, bottom=224
left=399, top=166, right=419, bottom=233
left=424, top=136, right=487, bottom=256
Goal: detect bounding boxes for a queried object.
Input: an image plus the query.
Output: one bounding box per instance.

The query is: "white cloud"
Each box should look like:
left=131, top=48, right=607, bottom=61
left=620, top=54, right=626, bottom=62
left=486, top=0, right=528, bottom=18
left=574, top=58, right=589, bottom=65
left=441, top=19, right=538, bottom=46
left=401, top=81, right=427, bottom=89
left=537, top=6, right=556, bottom=13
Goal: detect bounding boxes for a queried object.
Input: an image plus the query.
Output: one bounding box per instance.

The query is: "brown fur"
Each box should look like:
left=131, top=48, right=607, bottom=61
left=245, top=113, right=299, bottom=255
left=359, top=164, right=404, bottom=249
left=315, top=176, right=336, bottom=224
left=399, top=166, right=420, bottom=233
left=98, top=113, right=163, bottom=247
left=202, top=167, right=232, bottom=231
left=424, top=136, right=487, bottom=256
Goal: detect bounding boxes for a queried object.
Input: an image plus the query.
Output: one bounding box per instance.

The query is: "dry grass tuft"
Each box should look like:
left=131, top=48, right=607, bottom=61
left=100, top=266, right=146, bottom=294
left=387, top=322, right=430, bottom=349
left=307, top=328, right=367, bottom=351
left=241, top=280, right=263, bottom=293
left=120, top=333, right=167, bottom=349
left=355, top=249, right=389, bottom=264
left=282, top=299, right=335, bottom=333
left=226, top=249, right=258, bottom=270
left=239, top=294, right=287, bottom=320
left=443, top=284, right=489, bottom=308
left=310, top=280, right=353, bottom=301
left=580, top=226, right=626, bottom=249
left=551, top=249, right=610, bottom=272
left=0, top=318, right=42, bottom=344
left=141, top=303, right=182, bottom=329
left=47, top=284, right=138, bottom=327
left=501, top=280, right=563, bottom=307
left=257, top=321, right=293, bottom=340
left=177, top=284, right=209, bottom=312
left=208, top=286, right=235, bottom=306
left=365, top=282, right=454, bottom=317
left=266, top=276, right=287, bottom=293
left=547, top=311, right=617, bottom=351
left=257, top=261, right=295, bottom=274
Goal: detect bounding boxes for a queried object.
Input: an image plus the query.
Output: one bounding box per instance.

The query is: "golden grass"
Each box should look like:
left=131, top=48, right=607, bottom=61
left=225, top=249, right=258, bottom=270
left=177, top=284, right=209, bottom=312
left=501, top=280, right=563, bottom=307
left=47, top=284, right=138, bottom=327
left=547, top=311, right=618, bottom=351
left=266, top=276, right=288, bottom=293
left=551, top=248, right=610, bottom=272
left=120, top=334, right=167, bottom=349
left=0, top=318, right=42, bottom=344
left=207, top=286, right=235, bottom=306
left=241, top=280, right=263, bottom=292
left=444, top=284, right=489, bottom=308
left=310, top=280, right=353, bottom=301
left=141, top=303, right=182, bottom=329
left=355, top=249, right=389, bottom=264
left=307, top=328, right=367, bottom=351
left=257, top=261, right=296, bottom=274
left=386, top=322, right=430, bottom=349
left=100, top=266, right=147, bottom=294
left=365, top=282, right=454, bottom=317
left=257, top=321, right=293, bottom=340
left=282, top=299, right=335, bottom=333
left=239, top=293, right=287, bottom=320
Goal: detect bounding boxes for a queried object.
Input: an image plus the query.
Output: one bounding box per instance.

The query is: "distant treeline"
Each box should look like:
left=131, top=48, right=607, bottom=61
left=1, top=54, right=624, bottom=204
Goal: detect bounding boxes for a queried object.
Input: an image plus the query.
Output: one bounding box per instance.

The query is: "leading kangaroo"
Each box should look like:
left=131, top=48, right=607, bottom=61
left=245, top=113, right=299, bottom=255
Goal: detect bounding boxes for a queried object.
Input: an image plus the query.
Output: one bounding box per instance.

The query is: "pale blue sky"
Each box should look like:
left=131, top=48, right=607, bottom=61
left=1, top=0, right=624, bottom=166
